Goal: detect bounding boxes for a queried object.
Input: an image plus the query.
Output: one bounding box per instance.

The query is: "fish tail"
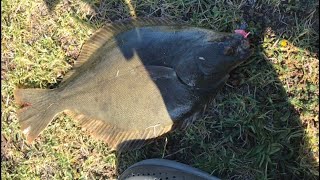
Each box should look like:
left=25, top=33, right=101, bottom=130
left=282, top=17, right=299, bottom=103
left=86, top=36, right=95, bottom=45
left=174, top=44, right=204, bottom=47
left=14, top=88, right=61, bottom=144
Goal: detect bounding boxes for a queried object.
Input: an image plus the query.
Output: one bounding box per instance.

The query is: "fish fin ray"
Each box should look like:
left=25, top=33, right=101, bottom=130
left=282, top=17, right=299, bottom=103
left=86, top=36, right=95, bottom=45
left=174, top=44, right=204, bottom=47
left=14, top=89, right=61, bottom=143
left=60, top=17, right=185, bottom=85
left=67, top=111, right=173, bottom=152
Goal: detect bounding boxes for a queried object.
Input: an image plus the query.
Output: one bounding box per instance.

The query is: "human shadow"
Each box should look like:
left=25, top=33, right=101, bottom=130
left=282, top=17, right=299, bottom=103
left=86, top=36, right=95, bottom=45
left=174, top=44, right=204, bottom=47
left=114, top=45, right=318, bottom=179
left=41, top=0, right=318, bottom=179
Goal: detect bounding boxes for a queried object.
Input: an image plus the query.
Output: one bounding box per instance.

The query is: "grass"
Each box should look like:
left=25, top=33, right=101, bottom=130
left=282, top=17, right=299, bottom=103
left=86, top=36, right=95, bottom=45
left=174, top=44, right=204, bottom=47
left=1, top=0, right=319, bottom=179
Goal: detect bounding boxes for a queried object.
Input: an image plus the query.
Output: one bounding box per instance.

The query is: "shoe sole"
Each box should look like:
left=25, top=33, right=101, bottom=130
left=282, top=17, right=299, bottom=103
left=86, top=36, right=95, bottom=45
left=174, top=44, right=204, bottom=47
left=119, top=158, right=220, bottom=180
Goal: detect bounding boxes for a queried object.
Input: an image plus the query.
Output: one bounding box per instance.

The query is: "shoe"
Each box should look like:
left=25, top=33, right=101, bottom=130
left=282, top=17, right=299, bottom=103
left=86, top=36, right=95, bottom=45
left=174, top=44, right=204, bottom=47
left=119, top=158, right=220, bottom=180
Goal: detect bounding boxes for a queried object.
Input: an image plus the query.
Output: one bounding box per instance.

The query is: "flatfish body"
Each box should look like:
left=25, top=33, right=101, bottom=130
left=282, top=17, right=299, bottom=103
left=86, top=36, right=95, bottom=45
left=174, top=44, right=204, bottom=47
left=14, top=18, right=252, bottom=151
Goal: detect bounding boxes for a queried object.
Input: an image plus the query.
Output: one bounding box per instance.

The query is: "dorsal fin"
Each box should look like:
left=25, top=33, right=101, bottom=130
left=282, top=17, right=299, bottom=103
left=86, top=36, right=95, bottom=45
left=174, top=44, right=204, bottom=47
left=60, top=17, right=185, bottom=85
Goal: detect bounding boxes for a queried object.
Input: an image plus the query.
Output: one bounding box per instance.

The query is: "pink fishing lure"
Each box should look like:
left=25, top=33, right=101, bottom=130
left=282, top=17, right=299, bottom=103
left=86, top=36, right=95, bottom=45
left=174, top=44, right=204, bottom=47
left=234, top=29, right=250, bottom=38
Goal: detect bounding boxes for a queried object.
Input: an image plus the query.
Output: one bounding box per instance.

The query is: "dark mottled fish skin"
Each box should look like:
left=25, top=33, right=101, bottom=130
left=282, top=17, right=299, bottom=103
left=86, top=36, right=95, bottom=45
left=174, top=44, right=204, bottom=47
left=14, top=18, right=252, bottom=151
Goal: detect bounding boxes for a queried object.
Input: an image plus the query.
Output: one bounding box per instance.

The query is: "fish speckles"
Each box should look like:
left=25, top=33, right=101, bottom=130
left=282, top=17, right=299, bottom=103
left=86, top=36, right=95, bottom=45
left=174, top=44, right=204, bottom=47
left=23, top=126, right=31, bottom=135
left=146, top=123, right=161, bottom=137
left=198, top=57, right=205, bottom=60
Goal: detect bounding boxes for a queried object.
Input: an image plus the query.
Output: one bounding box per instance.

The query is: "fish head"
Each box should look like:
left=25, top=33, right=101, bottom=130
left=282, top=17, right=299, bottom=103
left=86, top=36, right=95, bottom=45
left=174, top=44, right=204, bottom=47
left=196, top=32, right=253, bottom=75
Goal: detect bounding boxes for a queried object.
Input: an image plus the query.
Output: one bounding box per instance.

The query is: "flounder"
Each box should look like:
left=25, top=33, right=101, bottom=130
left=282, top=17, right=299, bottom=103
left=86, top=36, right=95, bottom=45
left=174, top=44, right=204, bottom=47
left=14, top=18, right=252, bottom=151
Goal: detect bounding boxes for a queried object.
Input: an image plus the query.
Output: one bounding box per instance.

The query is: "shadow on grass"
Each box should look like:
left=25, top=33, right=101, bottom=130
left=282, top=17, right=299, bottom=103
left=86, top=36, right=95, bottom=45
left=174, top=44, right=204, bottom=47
left=41, top=0, right=318, bottom=179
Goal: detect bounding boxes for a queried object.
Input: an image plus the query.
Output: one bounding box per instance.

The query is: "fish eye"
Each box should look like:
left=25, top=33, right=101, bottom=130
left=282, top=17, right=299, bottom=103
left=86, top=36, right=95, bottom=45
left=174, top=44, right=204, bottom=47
left=223, top=46, right=235, bottom=56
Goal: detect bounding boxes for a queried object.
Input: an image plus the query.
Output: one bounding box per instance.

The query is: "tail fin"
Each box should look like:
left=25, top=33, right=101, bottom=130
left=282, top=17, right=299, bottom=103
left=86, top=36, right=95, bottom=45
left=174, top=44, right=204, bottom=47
left=14, top=89, right=60, bottom=143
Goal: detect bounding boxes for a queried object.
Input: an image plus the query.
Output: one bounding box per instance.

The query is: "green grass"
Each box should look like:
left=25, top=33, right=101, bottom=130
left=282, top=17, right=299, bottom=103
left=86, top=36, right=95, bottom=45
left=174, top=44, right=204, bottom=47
left=1, top=0, right=319, bottom=179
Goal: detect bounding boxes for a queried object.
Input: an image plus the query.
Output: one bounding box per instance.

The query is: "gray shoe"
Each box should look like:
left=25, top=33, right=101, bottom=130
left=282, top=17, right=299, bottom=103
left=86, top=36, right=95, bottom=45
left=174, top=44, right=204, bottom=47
left=119, top=158, right=221, bottom=180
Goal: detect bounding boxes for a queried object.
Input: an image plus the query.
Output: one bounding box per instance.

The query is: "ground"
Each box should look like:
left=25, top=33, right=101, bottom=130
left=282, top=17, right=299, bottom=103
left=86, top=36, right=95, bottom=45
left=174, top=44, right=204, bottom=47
left=1, top=0, right=319, bottom=179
